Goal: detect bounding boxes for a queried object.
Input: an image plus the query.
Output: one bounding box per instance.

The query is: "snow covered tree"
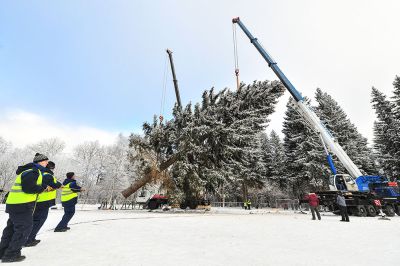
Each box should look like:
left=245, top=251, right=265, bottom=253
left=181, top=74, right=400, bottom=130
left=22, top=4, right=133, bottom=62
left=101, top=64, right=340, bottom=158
left=282, top=98, right=330, bottom=197
left=27, top=138, right=66, bottom=158
left=95, top=135, right=131, bottom=207
left=0, top=137, right=36, bottom=196
left=123, top=80, right=285, bottom=203
left=73, top=141, right=107, bottom=202
left=391, top=76, right=400, bottom=119
left=262, top=131, right=287, bottom=190
left=0, top=137, right=16, bottom=191
left=314, top=88, right=376, bottom=175
left=371, top=85, right=400, bottom=179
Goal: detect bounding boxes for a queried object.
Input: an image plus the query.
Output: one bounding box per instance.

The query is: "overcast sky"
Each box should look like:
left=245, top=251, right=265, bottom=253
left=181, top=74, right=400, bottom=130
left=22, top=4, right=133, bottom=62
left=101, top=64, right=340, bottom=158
left=1, top=0, right=399, bottom=149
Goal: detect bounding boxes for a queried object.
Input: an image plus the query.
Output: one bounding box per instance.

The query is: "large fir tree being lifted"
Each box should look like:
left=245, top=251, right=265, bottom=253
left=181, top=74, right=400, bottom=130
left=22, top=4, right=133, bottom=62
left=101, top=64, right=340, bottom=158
left=122, top=80, right=285, bottom=203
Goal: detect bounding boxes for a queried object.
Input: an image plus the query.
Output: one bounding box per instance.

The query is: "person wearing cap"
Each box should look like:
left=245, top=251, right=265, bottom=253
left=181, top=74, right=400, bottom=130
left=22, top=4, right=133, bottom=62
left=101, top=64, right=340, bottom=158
left=54, top=172, right=84, bottom=232
left=0, top=153, right=52, bottom=263
left=25, top=161, right=62, bottom=247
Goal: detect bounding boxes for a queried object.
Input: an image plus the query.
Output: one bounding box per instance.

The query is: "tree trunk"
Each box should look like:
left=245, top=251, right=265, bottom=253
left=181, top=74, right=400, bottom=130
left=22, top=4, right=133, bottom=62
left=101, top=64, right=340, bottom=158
left=242, top=180, right=248, bottom=201
left=121, top=152, right=182, bottom=198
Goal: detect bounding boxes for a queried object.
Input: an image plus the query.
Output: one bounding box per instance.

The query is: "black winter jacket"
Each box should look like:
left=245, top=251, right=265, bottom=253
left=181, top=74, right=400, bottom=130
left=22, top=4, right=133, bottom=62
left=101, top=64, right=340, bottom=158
left=6, top=163, right=46, bottom=213
left=35, top=169, right=62, bottom=210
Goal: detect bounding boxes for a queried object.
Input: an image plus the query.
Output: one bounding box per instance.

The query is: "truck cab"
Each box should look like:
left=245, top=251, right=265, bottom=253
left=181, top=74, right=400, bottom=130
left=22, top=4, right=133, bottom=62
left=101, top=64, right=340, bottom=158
left=329, top=174, right=358, bottom=191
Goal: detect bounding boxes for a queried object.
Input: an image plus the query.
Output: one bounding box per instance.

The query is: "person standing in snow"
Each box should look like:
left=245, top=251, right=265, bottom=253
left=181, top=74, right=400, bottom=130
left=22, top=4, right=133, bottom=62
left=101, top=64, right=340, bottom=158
left=304, top=193, right=321, bottom=220
left=247, top=199, right=252, bottom=210
left=25, top=161, right=62, bottom=247
left=336, top=192, right=349, bottom=222
left=54, top=172, right=84, bottom=232
left=0, top=153, right=52, bottom=263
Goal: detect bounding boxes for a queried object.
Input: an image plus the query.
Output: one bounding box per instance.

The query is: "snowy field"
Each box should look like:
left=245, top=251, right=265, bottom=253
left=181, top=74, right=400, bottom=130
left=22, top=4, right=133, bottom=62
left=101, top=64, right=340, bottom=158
left=0, top=205, right=399, bottom=266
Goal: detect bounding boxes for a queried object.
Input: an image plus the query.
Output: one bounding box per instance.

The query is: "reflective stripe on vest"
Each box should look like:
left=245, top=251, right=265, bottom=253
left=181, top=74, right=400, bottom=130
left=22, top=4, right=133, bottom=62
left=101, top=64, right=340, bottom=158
left=6, top=169, right=43, bottom=204
left=61, top=183, right=78, bottom=202
left=37, top=175, right=58, bottom=203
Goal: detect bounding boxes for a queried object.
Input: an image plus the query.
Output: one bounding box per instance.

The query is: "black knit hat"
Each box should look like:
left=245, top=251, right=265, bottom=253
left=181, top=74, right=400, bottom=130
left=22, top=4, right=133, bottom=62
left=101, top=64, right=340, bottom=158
left=33, top=153, right=49, bottom=163
left=47, top=161, right=55, bottom=170
left=66, top=172, right=75, bottom=179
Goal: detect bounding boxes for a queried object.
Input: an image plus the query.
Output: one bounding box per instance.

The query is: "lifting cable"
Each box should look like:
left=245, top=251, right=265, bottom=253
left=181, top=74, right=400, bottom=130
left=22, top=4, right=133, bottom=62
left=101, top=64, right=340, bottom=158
left=232, top=23, right=240, bottom=90
left=159, top=53, right=169, bottom=123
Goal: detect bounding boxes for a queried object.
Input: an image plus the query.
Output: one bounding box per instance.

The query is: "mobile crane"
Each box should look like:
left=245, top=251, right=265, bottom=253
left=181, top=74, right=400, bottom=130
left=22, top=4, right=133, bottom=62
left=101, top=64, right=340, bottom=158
left=232, top=17, right=400, bottom=216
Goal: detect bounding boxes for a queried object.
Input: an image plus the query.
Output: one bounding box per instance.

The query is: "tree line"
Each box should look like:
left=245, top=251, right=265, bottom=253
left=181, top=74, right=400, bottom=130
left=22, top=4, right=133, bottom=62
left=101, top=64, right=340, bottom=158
left=1, top=76, right=399, bottom=205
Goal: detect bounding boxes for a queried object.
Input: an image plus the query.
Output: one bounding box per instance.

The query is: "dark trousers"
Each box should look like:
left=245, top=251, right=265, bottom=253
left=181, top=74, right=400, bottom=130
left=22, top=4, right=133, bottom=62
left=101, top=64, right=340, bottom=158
left=26, top=207, right=49, bottom=243
left=55, top=205, right=75, bottom=229
left=0, top=211, right=33, bottom=258
left=310, top=206, right=321, bottom=220
left=339, top=206, right=349, bottom=221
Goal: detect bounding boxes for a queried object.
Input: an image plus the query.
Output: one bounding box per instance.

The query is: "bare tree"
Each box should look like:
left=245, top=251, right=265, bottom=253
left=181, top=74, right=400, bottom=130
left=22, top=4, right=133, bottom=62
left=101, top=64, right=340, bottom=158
left=28, top=138, right=66, bottom=158
left=73, top=141, right=106, bottom=204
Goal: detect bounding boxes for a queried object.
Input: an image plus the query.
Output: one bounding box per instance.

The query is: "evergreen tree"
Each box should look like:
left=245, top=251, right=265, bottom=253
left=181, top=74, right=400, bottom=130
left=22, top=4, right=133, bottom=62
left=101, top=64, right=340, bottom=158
left=391, top=76, right=400, bottom=119
left=390, top=76, right=400, bottom=175
left=371, top=86, right=400, bottom=179
left=282, top=98, right=329, bottom=197
left=263, top=130, right=287, bottom=189
left=125, top=80, right=285, bottom=202
left=314, top=88, right=376, bottom=175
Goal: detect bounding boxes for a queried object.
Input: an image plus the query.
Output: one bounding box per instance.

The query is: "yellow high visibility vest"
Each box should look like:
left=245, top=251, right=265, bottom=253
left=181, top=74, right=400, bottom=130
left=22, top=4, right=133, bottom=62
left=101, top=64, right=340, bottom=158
left=61, top=182, right=78, bottom=202
left=6, top=169, right=43, bottom=204
left=37, top=174, right=57, bottom=203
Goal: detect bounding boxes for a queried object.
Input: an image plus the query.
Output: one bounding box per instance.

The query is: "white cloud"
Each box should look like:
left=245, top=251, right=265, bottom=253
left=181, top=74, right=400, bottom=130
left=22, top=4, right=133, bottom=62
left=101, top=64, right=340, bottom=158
left=0, top=109, right=122, bottom=151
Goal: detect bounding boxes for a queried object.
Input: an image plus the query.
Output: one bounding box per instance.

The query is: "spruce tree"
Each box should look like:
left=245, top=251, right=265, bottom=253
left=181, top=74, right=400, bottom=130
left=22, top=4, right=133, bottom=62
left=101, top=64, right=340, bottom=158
left=371, top=86, right=399, bottom=179
left=390, top=76, right=400, bottom=175
left=125, top=80, right=285, bottom=201
left=314, top=88, right=376, bottom=175
left=282, top=98, right=329, bottom=197
left=265, top=130, right=287, bottom=190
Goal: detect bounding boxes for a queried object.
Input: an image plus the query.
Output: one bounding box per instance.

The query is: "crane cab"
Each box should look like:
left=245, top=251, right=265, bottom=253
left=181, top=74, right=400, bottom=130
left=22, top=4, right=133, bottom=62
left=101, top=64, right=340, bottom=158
left=329, top=174, right=358, bottom=192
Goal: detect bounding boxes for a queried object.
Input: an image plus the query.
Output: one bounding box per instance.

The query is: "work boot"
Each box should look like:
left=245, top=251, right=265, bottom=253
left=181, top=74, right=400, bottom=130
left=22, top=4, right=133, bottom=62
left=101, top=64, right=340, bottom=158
left=24, top=239, right=41, bottom=247
left=54, top=228, right=68, bottom=232
left=1, top=255, right=26, bottom=263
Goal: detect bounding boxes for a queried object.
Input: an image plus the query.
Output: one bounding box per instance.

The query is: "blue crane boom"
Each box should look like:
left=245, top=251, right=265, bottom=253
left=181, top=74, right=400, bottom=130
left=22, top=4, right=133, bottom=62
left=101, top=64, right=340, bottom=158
left=232, top=17, right=370, bottom=191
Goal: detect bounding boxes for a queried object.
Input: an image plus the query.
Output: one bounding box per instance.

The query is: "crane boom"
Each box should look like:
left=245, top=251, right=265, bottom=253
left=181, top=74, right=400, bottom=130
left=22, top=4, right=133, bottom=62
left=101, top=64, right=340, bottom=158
left=166, top=49, right=182, bottom=108
left=232, top=17, right=364, bottom=181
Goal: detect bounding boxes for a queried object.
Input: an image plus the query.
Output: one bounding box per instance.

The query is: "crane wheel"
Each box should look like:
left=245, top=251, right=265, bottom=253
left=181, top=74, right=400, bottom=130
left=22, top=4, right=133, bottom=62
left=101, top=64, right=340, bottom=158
left=366, top=205, right=377, bottom=217
left=395, top=205, right=400, bottom=216
left=384, top=205, right=395, bottom=217
left=356, top=206, right=367, bottom=217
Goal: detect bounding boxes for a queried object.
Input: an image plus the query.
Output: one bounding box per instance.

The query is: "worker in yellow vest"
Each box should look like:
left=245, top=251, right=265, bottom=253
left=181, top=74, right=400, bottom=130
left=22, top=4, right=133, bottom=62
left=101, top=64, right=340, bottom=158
left=54, top=172, right=84, bottom=232
left=0, top=153, right=52, bottom=263
left=25, top=161, right=62, bottom=247
left=247, top=199, right=252, bottom=210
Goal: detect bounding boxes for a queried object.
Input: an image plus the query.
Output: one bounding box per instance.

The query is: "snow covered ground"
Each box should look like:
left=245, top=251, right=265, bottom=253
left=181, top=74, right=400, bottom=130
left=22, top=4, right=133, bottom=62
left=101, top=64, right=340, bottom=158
left=0, top=205, right=399, bottom=266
